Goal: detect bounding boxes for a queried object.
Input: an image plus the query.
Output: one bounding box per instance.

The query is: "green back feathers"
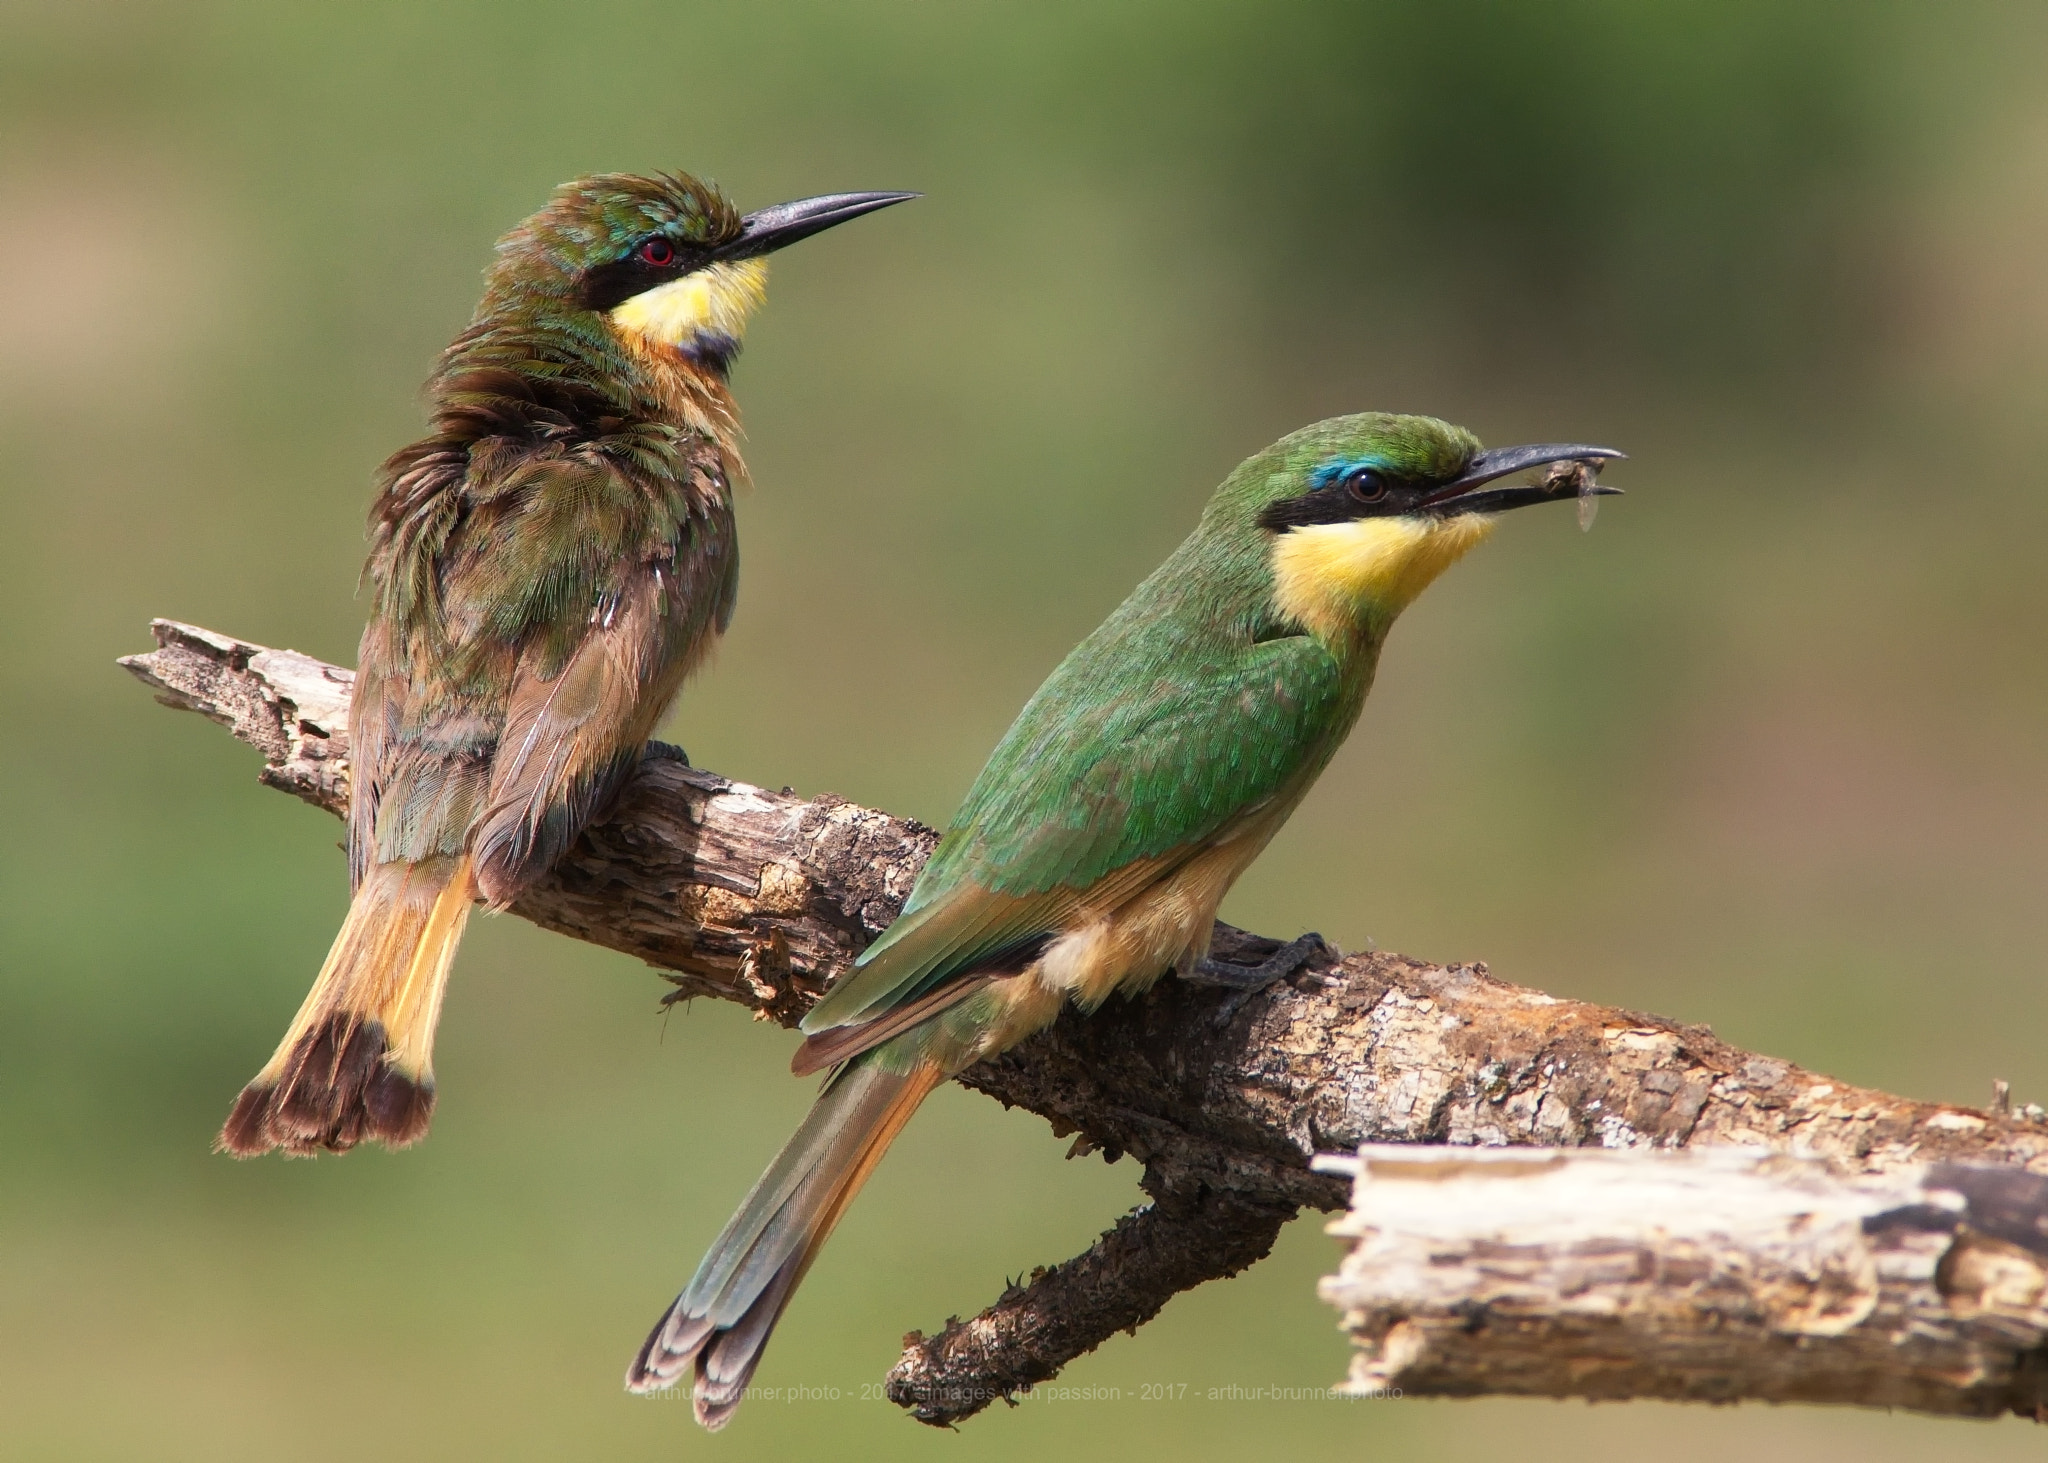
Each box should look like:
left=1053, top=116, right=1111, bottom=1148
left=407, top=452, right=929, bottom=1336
left=918, top=571, right=1349, bottom=902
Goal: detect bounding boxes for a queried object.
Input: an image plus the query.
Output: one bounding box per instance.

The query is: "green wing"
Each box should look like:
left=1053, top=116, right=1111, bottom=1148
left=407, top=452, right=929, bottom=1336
left=801, top=625, right=1358, bottom=1035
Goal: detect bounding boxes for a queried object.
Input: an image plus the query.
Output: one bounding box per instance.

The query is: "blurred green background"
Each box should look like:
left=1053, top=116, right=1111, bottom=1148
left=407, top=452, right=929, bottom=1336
left=5, top=1, right=2047, bottom=1458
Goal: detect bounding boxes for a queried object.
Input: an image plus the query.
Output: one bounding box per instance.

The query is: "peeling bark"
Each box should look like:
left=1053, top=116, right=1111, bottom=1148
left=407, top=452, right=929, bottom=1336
left=123, top=620, right=2048, bottom=1425
left=1318, top=1146, right=2048, bottom=1419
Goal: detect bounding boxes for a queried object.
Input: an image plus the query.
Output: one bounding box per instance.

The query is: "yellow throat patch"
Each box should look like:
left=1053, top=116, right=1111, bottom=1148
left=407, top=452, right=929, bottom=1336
left=1269, top=513, right=1496, bottom=643
left=608, top=257, right=770, bottom=357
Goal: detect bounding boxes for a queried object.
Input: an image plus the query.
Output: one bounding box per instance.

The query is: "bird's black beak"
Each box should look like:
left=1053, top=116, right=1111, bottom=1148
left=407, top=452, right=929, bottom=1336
left=714, top=191, right=920, bottom=262
left=1422, top=443, right=1626, bottom=516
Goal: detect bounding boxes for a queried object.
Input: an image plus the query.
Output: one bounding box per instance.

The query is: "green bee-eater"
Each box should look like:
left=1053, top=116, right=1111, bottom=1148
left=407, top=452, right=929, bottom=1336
left=626, top=412, right=1620, bottom=1427
left=219, top=173, right=915, bottom=1158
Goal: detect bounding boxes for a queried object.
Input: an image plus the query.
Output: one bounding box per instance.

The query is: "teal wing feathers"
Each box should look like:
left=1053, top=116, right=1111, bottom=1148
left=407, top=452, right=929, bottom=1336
left=802, top=626, right=1357, bottom=1034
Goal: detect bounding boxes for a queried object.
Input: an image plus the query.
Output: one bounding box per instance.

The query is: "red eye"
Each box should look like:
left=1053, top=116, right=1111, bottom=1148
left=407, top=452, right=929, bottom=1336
left=638, top=237, right=675, bottom=266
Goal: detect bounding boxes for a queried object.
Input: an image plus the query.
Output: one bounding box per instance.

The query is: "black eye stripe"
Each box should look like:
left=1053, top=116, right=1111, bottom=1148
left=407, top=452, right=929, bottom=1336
left=574, top=237, right=715, bottom=312
left=1256, top=470, right=1438, bottom=532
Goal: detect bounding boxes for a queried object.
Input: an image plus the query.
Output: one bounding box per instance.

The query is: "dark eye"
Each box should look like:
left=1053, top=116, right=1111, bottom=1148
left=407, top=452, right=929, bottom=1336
left=1344, top=467, right=1388, bottom=503
left=638, top=237, right=675, bottom=266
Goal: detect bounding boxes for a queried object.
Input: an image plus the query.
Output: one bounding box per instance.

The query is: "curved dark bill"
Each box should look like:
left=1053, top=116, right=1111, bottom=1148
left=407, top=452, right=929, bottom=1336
left=1424, top=442, right=1627, bottom=515
left=715, top=191, right=920, bottom=262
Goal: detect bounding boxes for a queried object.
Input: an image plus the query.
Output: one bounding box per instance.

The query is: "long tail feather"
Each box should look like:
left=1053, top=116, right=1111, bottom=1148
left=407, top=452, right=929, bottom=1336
left=218, top=854, right=475, bottom=1157
left=626, top=1058, right=943, bottom=1429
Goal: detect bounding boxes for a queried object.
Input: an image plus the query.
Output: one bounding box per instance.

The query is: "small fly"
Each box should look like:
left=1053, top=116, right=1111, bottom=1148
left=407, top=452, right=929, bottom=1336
left=1539, top=457, right=1614, bottom=532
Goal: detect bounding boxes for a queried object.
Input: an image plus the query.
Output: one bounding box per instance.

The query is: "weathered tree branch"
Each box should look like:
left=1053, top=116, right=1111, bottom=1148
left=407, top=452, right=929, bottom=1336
left=1317, top=1146, right=2048, bottom=1419
left=124, top=619, right=2048, bottom=1424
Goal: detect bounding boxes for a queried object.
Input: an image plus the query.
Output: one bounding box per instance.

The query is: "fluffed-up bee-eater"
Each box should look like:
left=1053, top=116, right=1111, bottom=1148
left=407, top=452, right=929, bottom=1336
left=219, top=173, right=915, bottom=1158
left=626, top=412, right=1622, bottom=1426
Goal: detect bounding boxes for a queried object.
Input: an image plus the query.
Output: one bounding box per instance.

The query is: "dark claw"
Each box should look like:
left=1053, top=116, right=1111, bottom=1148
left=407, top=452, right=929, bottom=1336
left=1182, top=932, right=1333, bottom=991
left=1181, top=933, right=1334, bottom=1027
left=644, top=739, right=691, bottom=767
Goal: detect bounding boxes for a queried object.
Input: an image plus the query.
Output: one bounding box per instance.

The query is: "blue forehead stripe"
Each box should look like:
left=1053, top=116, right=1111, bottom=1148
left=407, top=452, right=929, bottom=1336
left=1310, top=457, right=1392, bottom=491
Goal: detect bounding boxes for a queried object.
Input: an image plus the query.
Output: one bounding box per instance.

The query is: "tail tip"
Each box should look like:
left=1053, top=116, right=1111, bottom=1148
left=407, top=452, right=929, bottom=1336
left=363, top=1063, right=435, bottom=1148
left=214, top=1084, right=274, bottom=1158
left=623, top=1343, right=677, bottom=1396
left=625, top=1302, right=704, bottom=1393
left=216, top=1016, right=435, bottom=1157
left=695, top=1391, right=743, bottom=1432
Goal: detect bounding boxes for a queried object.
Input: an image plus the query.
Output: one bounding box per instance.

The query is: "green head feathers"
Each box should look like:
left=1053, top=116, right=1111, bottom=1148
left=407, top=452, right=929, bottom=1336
left=1225, top=412, right=1483, bottom=521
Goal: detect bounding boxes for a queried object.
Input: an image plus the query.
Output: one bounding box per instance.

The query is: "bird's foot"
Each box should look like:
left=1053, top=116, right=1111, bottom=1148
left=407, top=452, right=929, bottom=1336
left=644, top=739, right=691, bottom=767
left=1181, top=932, right=1334, bottom=1027
left=1183, top=932, right=1333, bottom=991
